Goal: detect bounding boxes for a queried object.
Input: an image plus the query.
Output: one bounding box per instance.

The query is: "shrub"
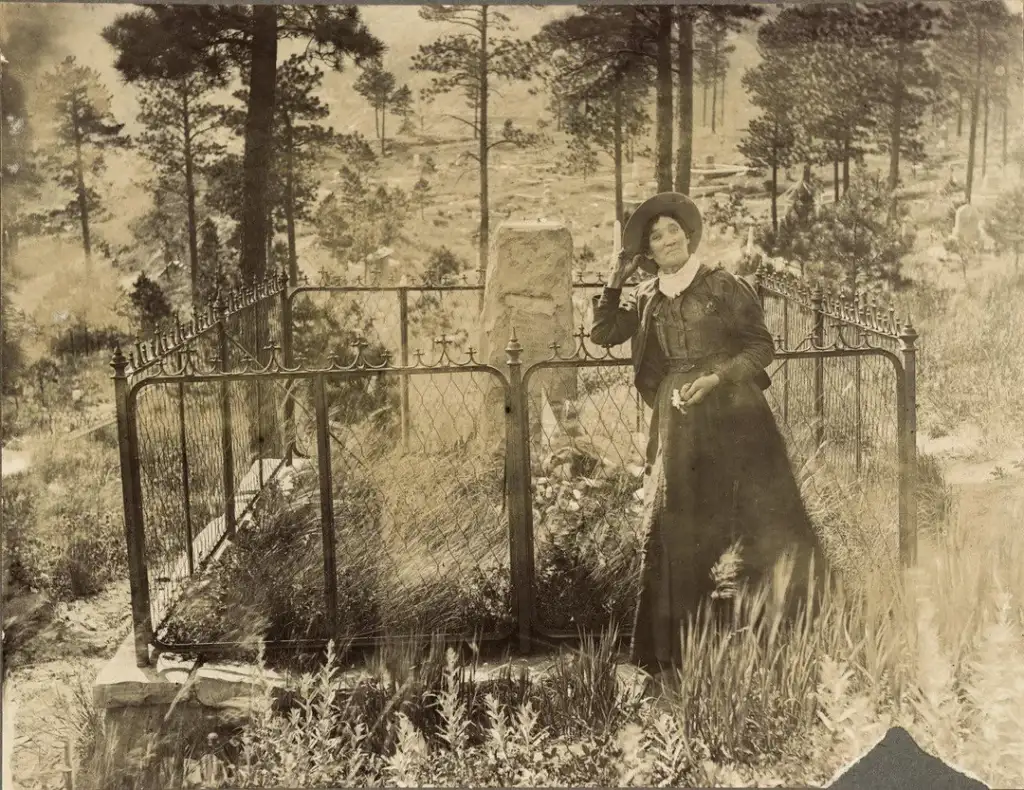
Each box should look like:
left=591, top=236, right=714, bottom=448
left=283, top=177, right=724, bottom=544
left=51, top=321, right=130, bottom=359
left=533, top=465, right=644, bottom=632
left=129, top=273, right=173, bottom=335
left=3, top=437, right=126, bottom=602
left=290, top=297, right=399, bottom=428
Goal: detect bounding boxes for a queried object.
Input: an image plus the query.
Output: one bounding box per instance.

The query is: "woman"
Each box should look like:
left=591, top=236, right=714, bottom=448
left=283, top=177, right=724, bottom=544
left=590, top=192, right=826, bottom=679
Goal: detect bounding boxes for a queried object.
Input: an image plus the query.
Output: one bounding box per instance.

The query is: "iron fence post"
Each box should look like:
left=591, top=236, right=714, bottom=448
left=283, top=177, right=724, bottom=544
left=782, top=296, right=790, bottom=423
left=811, top=284, right=826, bottom=448
left=280, top=272, right=295, bottom=465
left=505, top=329, right=535, bottom=654
left=855, top=327, right=864, bottom=475
left=899, top=319, right=919, bottom=567
left=176, top=341, right=195, bottom=578
left=399, top=287, right=411, bottom=452
left=216, top=296, right=237, bottom=539
left=111, top=346, right=154, bottom=667
left=313, top=374, right=339, bottom=634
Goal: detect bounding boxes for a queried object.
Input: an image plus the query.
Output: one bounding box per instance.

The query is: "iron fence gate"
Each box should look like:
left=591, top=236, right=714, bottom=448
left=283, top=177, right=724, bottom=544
left=112, top=265, right=919, bottom=666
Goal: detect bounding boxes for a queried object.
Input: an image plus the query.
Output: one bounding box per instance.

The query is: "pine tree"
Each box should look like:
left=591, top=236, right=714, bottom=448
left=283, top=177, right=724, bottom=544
left=987, top=185, right=1024, bottom=275
left=314, top=167, right=409, bottom=279
left=1, top=33, right=43, bottom=273
left=135, top=68, right=227, bottom=306
left=934, top=0, right=1017, bottom=203
left=209, top=55, right=376, bottom=284
left=535, top=8, right=651, bottom=219
left=860, top=2, right=942, bottom=200
left=411, top=4, right=538, bottom=295
left=354, top=57, right=413, bottom=156
left=103, top=5, right=383, bottom=283
left=37, top=55, right=127, bottom=263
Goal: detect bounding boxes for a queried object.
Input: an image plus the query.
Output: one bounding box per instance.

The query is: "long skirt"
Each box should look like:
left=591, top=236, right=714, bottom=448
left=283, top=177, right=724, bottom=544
left=629, top=369, right=826, bottom=673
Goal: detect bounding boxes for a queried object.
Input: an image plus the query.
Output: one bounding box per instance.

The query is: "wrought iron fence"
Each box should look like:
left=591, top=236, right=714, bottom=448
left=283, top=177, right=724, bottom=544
left=113, top=273, right=287, bottom=660
left=112, top=265, right=919, bottom=667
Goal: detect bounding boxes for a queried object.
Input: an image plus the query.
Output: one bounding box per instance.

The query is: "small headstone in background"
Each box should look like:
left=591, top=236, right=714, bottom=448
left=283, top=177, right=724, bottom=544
left=952, top=203, right=981, bottom=246
left=705, top=154, right=715, bottom=167
left=413, top=153, right=420, bottom=170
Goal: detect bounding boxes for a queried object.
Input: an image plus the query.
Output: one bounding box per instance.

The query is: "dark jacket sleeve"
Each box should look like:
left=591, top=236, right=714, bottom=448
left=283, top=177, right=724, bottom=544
left=589, top=287, right=640, bottom=348
left=712, top=274, right=775, bottom=385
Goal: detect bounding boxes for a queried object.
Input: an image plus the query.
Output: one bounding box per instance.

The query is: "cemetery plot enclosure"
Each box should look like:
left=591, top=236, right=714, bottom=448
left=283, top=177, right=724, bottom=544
left=111, top=265, right=920, bottom=667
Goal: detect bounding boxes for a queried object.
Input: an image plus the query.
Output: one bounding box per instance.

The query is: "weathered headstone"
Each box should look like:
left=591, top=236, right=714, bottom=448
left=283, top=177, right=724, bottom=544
left=705, top=154, right=715, bottom=167
left=413, top=153, right=421, bottom=170
left=477, top=221, right=577, bottom=453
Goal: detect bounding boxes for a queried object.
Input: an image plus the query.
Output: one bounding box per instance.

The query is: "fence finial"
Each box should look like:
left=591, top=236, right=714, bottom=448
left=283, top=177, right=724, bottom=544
left=506, top=326, right=522, bottom=362
left=111, top=343, right=128, bottom=376
left=899, top=316, right=919, bottom=349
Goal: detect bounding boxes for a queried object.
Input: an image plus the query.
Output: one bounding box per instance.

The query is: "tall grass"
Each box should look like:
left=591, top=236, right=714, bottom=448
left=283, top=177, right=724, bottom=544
left=902, top=271, right=1024, bottom=447
left=3, top=435, right=126, bottom=605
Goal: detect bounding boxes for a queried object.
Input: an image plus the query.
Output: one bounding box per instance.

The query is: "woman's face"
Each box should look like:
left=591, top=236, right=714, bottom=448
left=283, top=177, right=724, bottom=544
left=646, top=215, right=691, bottom=274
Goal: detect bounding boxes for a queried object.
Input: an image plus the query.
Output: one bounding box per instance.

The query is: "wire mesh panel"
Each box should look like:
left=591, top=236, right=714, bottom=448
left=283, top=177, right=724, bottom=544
left=523, top=358, right=649, bottom=637
left=763, top=350, right=903, bottom=578
left=761, top=289, right=817, bottom=351
left=289, top=283, right=630, bottom=371
left=311, top=366, right=512, bottom=642
left=131, top=377, right=228, bottom=630
left=147, top=363, right=513, bottom=651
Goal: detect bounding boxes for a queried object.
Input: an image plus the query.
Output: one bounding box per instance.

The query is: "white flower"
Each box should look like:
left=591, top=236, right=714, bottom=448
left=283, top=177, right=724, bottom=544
left=670, top=388, right=687, bottom=414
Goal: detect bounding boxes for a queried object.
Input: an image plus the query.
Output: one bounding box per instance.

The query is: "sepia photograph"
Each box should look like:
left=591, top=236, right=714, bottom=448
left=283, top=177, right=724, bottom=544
left=1, top=1, right=1023, bottom=787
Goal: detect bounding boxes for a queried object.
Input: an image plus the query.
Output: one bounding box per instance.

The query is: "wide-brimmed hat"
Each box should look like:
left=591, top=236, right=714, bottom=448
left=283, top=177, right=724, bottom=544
left=622, top=191, right=703, bottom=274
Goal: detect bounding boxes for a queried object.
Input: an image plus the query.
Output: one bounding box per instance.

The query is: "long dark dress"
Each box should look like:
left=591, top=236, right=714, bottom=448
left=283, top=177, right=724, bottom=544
left=591, top=264, right=826, bottom=673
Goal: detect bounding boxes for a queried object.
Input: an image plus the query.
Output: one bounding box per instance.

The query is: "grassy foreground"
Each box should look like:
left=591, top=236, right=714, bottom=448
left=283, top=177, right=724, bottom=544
left=68, top=473, right=1024, bottom=789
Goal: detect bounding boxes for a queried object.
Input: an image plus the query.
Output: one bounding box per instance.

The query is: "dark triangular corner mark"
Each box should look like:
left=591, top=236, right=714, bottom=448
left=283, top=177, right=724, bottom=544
left=828, top=727, right=989, bottom=790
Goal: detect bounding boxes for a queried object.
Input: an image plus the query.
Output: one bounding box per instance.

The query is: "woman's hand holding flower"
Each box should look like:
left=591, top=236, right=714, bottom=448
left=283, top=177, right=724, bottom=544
left=672, top=374, right=721, bottom=414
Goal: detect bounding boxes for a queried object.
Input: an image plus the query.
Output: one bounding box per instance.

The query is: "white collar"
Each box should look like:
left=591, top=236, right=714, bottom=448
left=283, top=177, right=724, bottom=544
left=657, top=255, right=702, bottom=299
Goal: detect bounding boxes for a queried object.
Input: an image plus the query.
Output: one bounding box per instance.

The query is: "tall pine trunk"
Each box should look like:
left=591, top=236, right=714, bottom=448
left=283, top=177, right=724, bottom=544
left=711, top=67, right=718, bottom=134
left=965, top=30, right=984, bottom=204
left=674, top=9, right=694, bottom=194
left=477, top=5, right=489, bottom=308
left=719, top=71, right=726, bottom=129
left=771, top=157, right=779, bottom=234
left=284, top=120, right=298, bottom=286
left=842, top=135, right=850, bottom=196
left=71, top=97, right=91, bottom=263
left=888, top=37, right=905, bottom=196
left=702, top=82, right=708, bottom=126
left=1002, top=85, right=1009, bottom=167
left=833, top=156, right=840, bottom=204
left=982, top=82, right=989, bottom=178
left=240, top=4, right=278, bottom=283
left=957, top=91, right=964, bottom=137
left=182, top=82, right=200, bottom=307
left=655, top=5, right=674, bottom=192
left=613, top=84, right=624, bottom=224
